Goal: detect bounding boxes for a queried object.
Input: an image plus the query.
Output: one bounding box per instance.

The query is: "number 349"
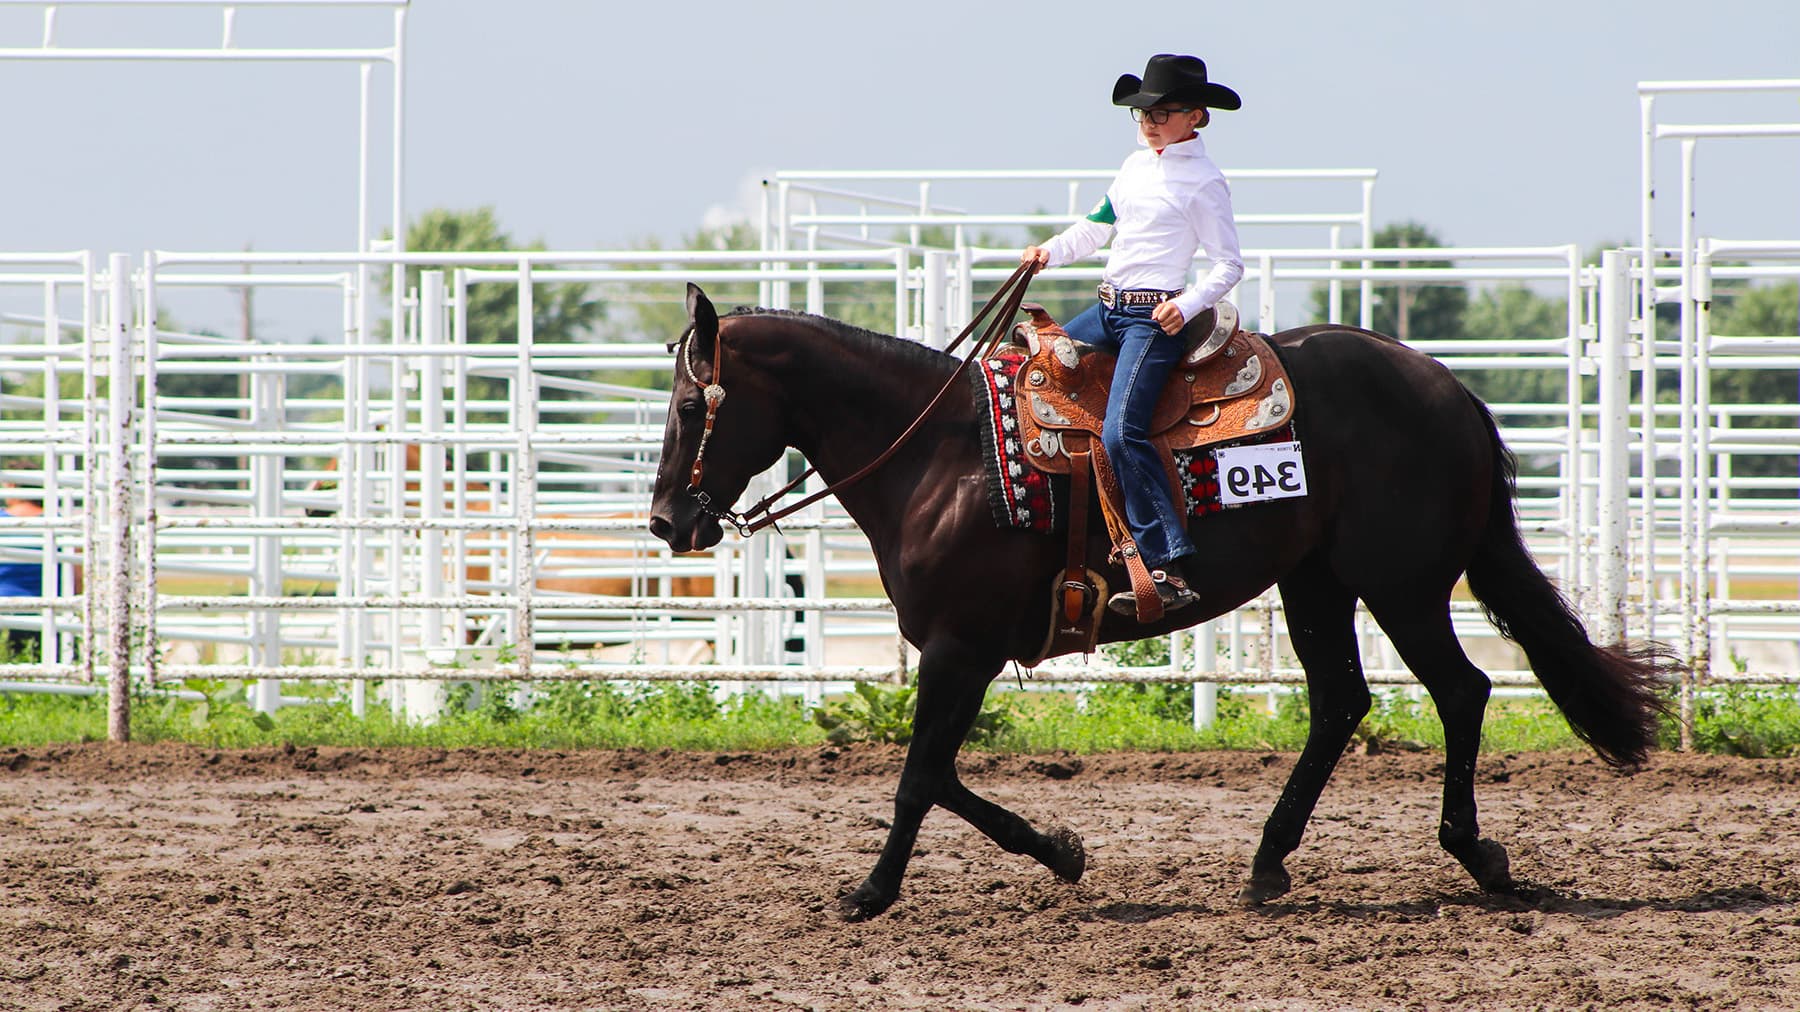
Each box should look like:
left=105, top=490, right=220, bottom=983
left=1224, top=460, right=1303, bottom=498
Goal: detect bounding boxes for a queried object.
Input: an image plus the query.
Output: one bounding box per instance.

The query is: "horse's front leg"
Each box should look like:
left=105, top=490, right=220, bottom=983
left=837, top=644, right=984, bottom=920
left=839, top=642, right=1063, bottom=921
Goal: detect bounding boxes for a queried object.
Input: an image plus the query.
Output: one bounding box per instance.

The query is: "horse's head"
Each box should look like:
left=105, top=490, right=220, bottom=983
left=648, top=284, right=789, bottom=553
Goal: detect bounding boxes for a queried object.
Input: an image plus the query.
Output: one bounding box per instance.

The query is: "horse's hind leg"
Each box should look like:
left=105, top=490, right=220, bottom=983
left=839, top=642, right=1058, bottom=921
left=1365, top=594, right=1515, bottom=894
left=1241, top=561, right=1370, bottom=906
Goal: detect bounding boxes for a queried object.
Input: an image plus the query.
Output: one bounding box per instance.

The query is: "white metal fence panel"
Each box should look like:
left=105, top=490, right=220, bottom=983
left=0, top=67, right=1793, bottom=740
left=2, top=244, right=1793, bottom=709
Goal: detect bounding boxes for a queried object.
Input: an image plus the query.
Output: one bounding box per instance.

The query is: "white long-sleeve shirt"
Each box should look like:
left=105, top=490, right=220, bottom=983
left=1040, top=131, right=1244, bottom=323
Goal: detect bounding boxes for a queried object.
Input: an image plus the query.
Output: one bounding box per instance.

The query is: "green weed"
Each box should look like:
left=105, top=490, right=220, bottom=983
left=1683, top=686, right=1800, bottom=758
left=4, top=675, right=1800, bottom=760
left=159, top=680, right=277, bottom=741
left=812, top=681, right=1012, bottom=746
left=0, top=633, right=41, bottom=665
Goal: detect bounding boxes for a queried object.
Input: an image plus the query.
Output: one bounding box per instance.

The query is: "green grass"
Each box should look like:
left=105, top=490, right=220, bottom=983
left=0, top=680, right=827, bottom=751
left=7, top=676, right=1800, bottom=758
left=1683, top=684, right=1800, bottom=758
left=977, top=684, right=1315, bottom=753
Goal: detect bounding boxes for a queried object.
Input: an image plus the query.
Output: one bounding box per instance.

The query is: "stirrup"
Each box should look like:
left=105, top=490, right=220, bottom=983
left=1107, top=569, right=1198, bottom=618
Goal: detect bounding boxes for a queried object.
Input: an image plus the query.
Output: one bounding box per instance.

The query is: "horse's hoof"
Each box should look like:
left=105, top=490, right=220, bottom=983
left=836, top=881, right=895, bottom=922
left=1467, top=837, right=1515, bottom=894
left=1044, top=825, right=1086, bottom=883
left=1238, top=868, right=1291, bottom=907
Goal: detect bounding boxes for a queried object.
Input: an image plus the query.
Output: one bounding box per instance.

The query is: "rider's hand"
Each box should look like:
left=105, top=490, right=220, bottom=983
left=1153, top=300, right=1186, bottom=335
left=1021, top=246, right=1049, bottom=273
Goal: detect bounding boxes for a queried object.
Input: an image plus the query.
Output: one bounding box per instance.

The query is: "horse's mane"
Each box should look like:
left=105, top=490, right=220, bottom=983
left=724, top=307, right=956, bottom=372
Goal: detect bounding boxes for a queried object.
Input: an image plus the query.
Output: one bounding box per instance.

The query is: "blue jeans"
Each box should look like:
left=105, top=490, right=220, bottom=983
left=1063, top=301, right=1195, bottom=570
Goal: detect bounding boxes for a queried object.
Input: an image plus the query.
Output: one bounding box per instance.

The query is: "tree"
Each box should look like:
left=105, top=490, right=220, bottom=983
left=601, top=220, right=1032, bottom=355
left=1458, top=284, right=1575, bottom=407
left=383, top=207, right=606, bottom=405
left=596, top=222, right=763, bottom=390
left=1712, top=280, right=1799, bottom=339
left=1309, top=221, right=1467, bottom=343
left=1707, top=281, right=1799, bottom=485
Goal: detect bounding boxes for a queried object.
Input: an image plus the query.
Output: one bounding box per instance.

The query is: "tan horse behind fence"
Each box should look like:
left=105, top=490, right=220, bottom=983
left=304, top=444, right=726, bottom=650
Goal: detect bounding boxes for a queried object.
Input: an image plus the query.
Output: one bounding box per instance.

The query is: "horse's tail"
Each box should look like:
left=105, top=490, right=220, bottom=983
left=1461, top=395, right=1675, bottom=767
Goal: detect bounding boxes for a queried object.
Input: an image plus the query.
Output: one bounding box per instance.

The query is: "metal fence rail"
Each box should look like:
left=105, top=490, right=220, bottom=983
left=1, top=242, right=1795, bottom=740
left=0, top=68, right=1794, bottom=740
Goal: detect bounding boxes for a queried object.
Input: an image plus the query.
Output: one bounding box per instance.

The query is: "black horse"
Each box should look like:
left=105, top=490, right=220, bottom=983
left=649, top=284, right=1670, bottom=921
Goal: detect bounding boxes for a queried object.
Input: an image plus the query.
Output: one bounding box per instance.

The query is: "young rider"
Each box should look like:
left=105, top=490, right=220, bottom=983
left=1022, top=53, right=1244, bottom=616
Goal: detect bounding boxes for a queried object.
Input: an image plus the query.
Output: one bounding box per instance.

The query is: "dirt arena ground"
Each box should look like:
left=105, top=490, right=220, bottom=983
left=2, top=743, right=1797, bottom=1011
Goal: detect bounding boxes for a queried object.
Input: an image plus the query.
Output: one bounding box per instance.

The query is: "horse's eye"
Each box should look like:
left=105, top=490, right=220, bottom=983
left=677, top=400, right=703, bottom=419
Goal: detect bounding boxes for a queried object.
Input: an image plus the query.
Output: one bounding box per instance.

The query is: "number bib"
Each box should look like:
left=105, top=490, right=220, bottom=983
left=1214, top=441, right=1308, bottom=506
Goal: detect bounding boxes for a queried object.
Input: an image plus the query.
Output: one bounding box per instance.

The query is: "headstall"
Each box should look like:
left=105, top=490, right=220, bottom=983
left=678, top=321, right=751, bottom=535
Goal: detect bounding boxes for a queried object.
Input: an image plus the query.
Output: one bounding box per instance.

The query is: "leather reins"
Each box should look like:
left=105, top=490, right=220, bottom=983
left=681, top=262, right=1037, bottom=537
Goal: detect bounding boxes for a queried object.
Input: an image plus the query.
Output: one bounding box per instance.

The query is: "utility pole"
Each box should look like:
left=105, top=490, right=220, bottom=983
left=1395, top=234, right=1412, bottom=343
left=239, top=244, right=253, bottom=483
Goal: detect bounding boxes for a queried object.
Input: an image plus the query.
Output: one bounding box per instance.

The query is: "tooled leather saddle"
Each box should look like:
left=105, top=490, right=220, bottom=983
left=1009, top=300, right=1295, bottom=663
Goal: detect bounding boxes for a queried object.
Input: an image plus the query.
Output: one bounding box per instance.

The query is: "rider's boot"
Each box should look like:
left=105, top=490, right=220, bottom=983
left=1107, top=565, right=1200, bottom=618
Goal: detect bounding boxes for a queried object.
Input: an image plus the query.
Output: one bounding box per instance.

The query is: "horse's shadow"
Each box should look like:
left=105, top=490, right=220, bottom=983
left=1085, top=900, right=1215, bottom=924
left=1251, top=881, right=1792, bottom=921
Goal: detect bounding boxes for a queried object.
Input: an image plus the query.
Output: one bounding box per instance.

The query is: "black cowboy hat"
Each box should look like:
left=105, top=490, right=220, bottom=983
left=1112, top=54, right=1241, bottom=112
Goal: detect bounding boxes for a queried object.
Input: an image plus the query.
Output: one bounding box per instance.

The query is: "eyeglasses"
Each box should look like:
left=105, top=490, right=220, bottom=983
left=1130, top=107, right=1195, bottom=125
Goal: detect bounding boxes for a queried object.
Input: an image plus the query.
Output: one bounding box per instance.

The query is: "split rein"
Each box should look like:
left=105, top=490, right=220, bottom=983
left=681, top=263, right=1037, bottom=538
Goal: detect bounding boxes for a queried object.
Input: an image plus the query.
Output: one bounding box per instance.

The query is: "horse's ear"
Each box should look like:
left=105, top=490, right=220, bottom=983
left=686, top=282, right=719, bottom=346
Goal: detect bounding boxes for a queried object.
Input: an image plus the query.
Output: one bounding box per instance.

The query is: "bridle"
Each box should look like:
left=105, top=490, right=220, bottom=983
left=677, top=262, right=1036, bottom=537
left=678, top=314, right=741, bottom=532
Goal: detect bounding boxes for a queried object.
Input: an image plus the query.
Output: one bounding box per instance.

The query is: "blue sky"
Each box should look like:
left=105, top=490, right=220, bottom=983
left=2, top=0, right=1796, bottom=324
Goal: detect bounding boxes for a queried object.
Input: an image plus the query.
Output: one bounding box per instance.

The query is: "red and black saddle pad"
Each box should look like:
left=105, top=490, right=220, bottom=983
left=1171, top=422, right=1298, bottom=517
left=970, top=347, right=1061, bottom=533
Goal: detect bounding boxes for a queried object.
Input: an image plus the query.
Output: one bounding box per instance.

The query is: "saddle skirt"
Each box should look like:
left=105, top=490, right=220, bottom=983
left=1013, top=301, right=1295, bottom=489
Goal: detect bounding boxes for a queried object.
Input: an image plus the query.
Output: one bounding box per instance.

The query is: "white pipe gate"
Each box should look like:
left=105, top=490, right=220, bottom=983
left=2, top=235, right=1795, bottom=738
left=0, top=1, right=1793, bottom=741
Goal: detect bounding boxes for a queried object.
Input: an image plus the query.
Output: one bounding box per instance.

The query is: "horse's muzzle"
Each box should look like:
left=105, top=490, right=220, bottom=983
left=649, top=507, right=721, bottom=554
left=648, top=511, right=680, bottom=549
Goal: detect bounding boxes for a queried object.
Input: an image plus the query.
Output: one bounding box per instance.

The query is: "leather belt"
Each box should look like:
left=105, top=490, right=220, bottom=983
left=1097, top=282, right=1183, bottom=309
